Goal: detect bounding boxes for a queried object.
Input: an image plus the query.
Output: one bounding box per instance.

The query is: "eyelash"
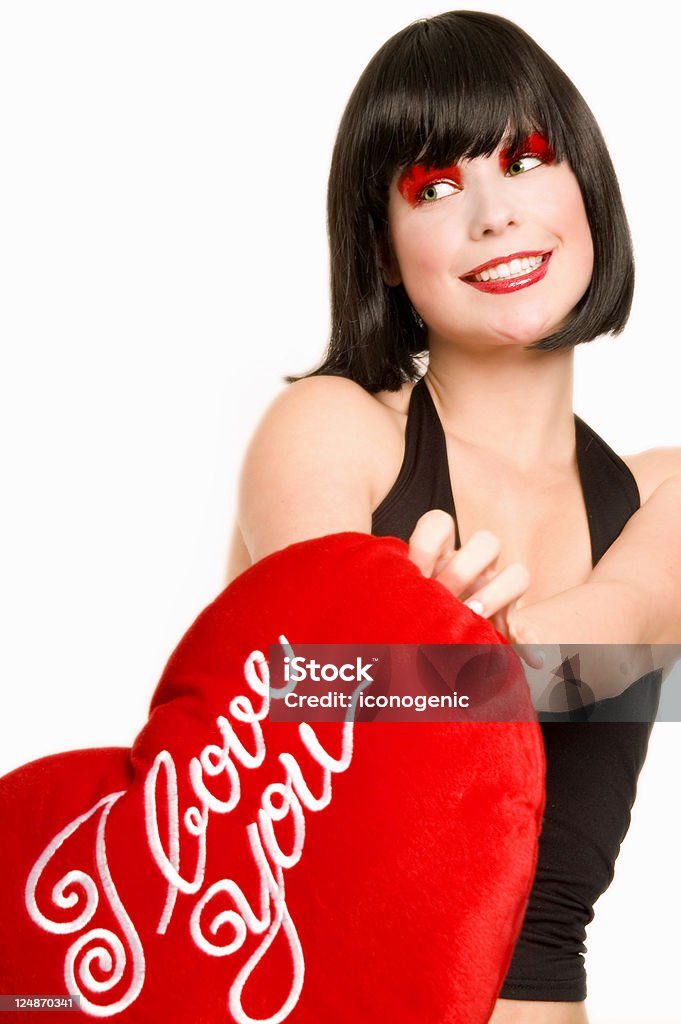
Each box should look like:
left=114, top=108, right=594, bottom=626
left=502, top=132, right=555, bottom=172
left=417, top=154, right=543, bottom=202
left=419, top=180, right=461, bottom=202
left=402, top=135, right=555, bottom=205
left=502, top=152, right=545, bottom=177
left=398, top=168, right=462, bottom=206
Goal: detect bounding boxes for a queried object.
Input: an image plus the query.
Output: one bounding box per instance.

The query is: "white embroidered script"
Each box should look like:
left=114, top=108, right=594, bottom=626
left=25, top=636, right=357, bottom=1022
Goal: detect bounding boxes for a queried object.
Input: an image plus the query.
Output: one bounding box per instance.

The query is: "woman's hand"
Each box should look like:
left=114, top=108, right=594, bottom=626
left=507, top=584, right=681, bottom=707
left=407, top=510, right=531, bottom=639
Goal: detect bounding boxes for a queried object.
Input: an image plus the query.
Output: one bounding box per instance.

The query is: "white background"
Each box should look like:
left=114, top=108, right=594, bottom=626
left=0, top=2, right=678, bottom=1021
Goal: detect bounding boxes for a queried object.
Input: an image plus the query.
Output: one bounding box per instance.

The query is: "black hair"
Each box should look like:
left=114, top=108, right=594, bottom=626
left=291, top=10, right=634, bottom=392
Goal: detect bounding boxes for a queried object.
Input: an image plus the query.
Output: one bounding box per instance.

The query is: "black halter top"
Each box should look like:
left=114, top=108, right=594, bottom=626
left=371, top=376, right=661, bottom=1001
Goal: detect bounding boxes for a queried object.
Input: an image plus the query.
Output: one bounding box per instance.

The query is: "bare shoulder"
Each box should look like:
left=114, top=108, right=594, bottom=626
left=261, top=374, right=397, bottom=427
left=246, top=375, right=402, bottom=473
left=236, top=376, right=408, bottom=564
left=623, top=446, right=681, bottom=504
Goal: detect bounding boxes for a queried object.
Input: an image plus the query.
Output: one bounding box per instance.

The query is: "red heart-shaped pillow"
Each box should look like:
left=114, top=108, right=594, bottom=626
left=0, top=533, right=544, bottom=1023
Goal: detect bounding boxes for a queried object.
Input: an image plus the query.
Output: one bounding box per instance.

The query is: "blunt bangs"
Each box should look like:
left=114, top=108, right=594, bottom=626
left=357, top=16, right=572, bottom=186
left=292, top=11, right=634, bottom=392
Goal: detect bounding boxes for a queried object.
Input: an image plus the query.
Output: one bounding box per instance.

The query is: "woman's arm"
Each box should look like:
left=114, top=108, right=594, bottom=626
left=509, top=463, right=681, bottom=647
left=588, top=468, right=681, bottom=644
left=235, top=376, right=381, bottom=562
left=505, top=455, right=681, bottom=704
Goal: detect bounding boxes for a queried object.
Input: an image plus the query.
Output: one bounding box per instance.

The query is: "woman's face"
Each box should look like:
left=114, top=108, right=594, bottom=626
left=386, top=134, right=594, bottom=350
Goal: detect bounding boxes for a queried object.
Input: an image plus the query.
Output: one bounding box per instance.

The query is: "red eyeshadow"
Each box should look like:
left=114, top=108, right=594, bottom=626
left=500, top=132, right=555, bottom=170
left=397, top=163, right=463, bottom=205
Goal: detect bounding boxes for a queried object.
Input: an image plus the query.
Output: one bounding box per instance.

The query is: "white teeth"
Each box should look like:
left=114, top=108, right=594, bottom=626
left=473, top=253, right=546, bottom=283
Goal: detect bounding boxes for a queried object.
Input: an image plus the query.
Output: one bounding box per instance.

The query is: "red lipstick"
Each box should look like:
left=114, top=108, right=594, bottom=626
left=460, top=251, right=552, bottom=294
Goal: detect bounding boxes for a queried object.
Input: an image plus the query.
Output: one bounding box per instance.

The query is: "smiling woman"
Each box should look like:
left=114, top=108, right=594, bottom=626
left=1, top=3, right=678, bottom=1024
left=298, top=7, right=634, bottom=399
left=230, top=10, right=681, bottom=1024
left=387, top=139, right=594, bottom=347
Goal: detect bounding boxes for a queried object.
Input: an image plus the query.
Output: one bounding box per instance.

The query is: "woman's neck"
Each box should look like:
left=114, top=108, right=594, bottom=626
left=424, top=342, right=576, bottom=472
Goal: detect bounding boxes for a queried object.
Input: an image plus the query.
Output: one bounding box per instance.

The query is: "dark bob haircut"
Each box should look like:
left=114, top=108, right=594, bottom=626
left=294, top=10, right=634, bottom=392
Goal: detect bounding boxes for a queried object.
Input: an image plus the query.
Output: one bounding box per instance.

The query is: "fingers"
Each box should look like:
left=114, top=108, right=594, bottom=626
left=408, top=510, right=457, bottom=577
left=407, top=513, right=530, bottom=626
left=435, top=530, right=500, bottom=595
left=463, top=562, right=530, bottom=619
left=506, top=607, right=538, bottom=645
left=514, top=644, right=546, bottom=670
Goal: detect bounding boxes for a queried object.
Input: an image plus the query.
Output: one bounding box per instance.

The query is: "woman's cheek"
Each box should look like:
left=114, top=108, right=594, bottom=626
left=550, top=173, right=594, bottom=274
left=396, top=225, right=451, bottom=283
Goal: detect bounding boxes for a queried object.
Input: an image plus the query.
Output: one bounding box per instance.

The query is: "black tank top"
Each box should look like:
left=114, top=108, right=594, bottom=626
left=372, top=376, right=661, bottom=1002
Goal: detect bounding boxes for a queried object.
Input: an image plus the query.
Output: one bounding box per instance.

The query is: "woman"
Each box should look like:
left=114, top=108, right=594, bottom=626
left=228, top=11, right=680, bottom=1022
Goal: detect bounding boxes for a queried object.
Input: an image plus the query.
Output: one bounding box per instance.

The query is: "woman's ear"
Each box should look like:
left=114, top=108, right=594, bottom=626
left=379, top=232, right=402, bottom=287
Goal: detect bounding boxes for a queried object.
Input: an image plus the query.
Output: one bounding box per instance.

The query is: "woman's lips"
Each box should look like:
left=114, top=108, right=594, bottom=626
left=460, top=251, right=552, bottom=294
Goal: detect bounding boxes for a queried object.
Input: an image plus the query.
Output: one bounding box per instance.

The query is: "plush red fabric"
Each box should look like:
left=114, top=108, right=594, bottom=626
left=0, top=533, right=544, bottom=1023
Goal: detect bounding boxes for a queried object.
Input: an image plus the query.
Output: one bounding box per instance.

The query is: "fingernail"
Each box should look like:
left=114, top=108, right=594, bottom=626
left=464, top=598, right=485, bottom=616
left=535, top=649, right=545, bottom=667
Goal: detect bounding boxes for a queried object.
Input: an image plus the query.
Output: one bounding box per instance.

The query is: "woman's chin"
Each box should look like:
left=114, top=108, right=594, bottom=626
left=428, top=305, right=577, bottom=353
left=493, top=308, right=570, bottom=348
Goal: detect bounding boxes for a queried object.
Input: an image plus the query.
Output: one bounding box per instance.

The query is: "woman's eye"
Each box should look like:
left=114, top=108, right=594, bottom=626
left=398, top=163, right=463, bottom=205
left=506, top=155, right=544, bottom=177
left=419, top=180, right=460, bottom=202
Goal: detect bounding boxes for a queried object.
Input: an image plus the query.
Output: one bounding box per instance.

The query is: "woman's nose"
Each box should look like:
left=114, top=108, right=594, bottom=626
left=467, top=174, right=518, bottom=240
